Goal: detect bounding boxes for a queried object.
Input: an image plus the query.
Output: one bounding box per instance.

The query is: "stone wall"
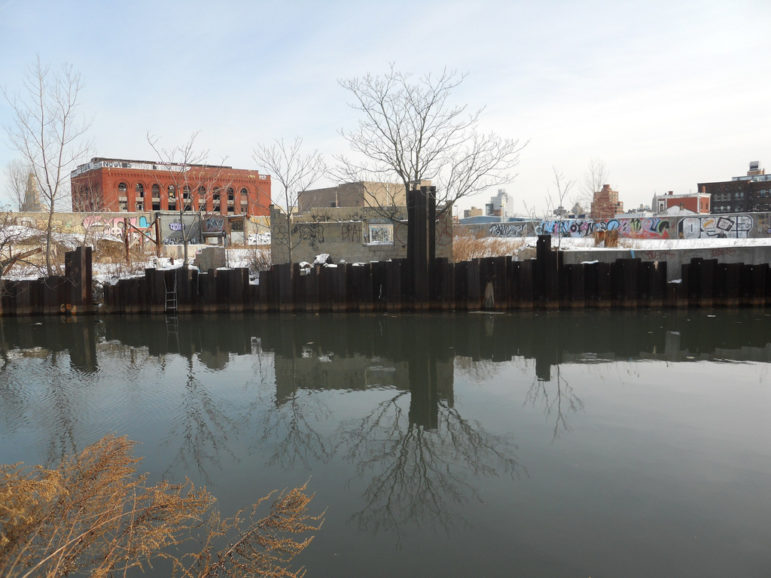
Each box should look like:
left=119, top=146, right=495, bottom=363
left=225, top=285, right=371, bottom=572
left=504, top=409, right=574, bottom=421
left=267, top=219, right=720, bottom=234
left=271, top=205, right=453, bottom=264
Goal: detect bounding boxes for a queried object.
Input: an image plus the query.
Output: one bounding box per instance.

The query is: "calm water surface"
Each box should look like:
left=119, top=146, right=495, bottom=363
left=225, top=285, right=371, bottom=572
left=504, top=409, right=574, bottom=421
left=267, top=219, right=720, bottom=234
left=1, top=311, right=770, bottom=577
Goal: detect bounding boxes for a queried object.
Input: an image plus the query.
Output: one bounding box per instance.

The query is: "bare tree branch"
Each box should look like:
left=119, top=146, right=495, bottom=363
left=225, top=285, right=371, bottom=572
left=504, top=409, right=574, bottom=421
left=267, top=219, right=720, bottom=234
left=147, top=131, right=229, bottom=267
left=253, top=138, right=325, bottom=265
left=4, top=160, right=30, bottom=211
left=3, top=57, right=89, bottom=275
left=337, top=66, right=525, bottom=217
left=583, top=158, right=608, bottom=208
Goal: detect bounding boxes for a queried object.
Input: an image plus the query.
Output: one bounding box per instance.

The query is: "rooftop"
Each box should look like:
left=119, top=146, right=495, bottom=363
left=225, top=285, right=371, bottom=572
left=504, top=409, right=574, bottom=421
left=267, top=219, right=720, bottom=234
left=71, top=157, right=236, bottom=178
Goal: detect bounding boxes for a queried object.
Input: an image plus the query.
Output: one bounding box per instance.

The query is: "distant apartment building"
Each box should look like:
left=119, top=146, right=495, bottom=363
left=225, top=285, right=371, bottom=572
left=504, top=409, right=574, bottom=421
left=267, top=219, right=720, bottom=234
left=21, top=172, right=42, bottom=212
left=652, top=191, right=710, bottom=215
left=698, top=161, right=771, bottom=214
left=70, top=157, right=271, bottom=217
left=485, top=189, right=511, bottom=217
left=463, top=206, right=484, bottom=219
left=590, top=184, right=623, bottom=219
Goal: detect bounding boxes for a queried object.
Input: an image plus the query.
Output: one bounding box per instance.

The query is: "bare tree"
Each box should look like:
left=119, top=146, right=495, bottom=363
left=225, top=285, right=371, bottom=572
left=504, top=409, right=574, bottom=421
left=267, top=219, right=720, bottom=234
left=147, top=131, right=229, bottom=267
left=4, top=160, right=29, bottom=211
left=545, top=167, right=574, bottom=249
left=4, top=57, right=89, bottom=275
left=337, top=66, right=525, bottom=216
left=253, top=138, right=325, bottom=265
left=583, top=158, right=608, bottom=209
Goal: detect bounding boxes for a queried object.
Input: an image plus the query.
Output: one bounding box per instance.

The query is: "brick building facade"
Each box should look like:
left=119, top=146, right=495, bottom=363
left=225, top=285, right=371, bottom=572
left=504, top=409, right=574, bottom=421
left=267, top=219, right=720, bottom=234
left=70, top=158, right=271, bottom=217
left=652, top=191, right=710, bottom=214
left=590, top=184, right=623, bottom=219
left=698, top=161, right=771, bottom=214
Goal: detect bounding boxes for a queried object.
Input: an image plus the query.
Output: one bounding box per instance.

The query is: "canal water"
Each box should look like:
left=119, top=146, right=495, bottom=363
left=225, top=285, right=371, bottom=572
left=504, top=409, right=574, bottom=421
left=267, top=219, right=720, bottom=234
left=1, top=311, right=770, bottom=577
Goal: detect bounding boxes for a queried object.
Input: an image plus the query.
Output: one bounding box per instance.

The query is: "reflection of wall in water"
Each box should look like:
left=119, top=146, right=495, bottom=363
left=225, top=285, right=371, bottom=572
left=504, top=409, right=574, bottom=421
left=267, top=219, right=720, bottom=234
left=273, top=350, right=454, bottom=428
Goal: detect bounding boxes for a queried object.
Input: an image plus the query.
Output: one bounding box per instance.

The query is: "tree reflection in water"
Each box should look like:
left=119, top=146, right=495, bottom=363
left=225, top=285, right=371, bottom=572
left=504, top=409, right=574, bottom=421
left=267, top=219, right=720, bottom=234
left=339, top=390, right=522, bottom=541
left=526, top=364, right=584, bottom=439
left=256, top=389, right=332, bottom=469
left=26, top=312, right=771, bottom=542
left=163, top=355, right=239, bottom=485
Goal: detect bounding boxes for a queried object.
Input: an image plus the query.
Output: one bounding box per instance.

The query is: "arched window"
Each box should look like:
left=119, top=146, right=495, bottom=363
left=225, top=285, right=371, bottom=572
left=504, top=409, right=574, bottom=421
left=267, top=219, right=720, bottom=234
left=240, top=187, right=248, bottom=197
left=152, top=184, right=160, bottom=196
left=227, top=187, right=235, bottom=201
left=118, top=182, right=128, bottom=193
left=198, top=186, right=206, bottom=196
left=212, top=188, right=221, bottom=201
left=168, top=185, right=176, bottom=199
left=135, top=183, right=145, bottom=198
left=183, top=185, right=191, bottom=199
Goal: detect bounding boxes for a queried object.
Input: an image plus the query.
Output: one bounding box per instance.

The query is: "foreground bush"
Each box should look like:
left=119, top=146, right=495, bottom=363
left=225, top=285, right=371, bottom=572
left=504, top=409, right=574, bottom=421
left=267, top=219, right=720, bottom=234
left=0, top=435, right=323, bottom=577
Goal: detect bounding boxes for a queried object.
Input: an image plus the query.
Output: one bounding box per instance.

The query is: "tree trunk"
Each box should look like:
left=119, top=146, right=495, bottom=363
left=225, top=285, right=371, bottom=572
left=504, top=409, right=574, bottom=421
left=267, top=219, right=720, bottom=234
left=45, top=204, right=55, bottom=276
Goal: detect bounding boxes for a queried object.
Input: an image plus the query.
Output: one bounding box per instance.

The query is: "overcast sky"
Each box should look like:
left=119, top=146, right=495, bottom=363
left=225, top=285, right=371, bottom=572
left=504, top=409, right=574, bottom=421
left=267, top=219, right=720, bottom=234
left=1, top=0, right=769, bottom=215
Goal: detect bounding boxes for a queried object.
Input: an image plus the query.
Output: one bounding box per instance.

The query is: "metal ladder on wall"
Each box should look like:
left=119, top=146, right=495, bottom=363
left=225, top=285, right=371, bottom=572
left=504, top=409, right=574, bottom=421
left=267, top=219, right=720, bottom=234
left=164, top=273, right=178, bottom=314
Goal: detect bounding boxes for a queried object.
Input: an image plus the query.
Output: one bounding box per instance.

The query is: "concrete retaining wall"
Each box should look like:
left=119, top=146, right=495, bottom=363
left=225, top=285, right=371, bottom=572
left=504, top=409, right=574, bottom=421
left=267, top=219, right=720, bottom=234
left=561, top=245, right=771, bottom=281
left=464, top=212, right=771, bottom=240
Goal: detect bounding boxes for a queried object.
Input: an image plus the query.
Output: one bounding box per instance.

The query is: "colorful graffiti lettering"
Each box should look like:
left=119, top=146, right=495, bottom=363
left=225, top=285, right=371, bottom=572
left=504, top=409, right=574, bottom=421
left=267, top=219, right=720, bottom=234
left=531, top=217, right=671, bottom=239
left=680, top=215, right=753, bottom=238
left=82, top=215, right=149, bottom=238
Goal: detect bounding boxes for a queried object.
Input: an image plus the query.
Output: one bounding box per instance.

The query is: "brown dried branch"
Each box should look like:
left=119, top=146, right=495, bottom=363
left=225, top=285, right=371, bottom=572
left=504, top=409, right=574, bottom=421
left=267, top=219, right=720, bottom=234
left=0, top=435, right=323, bottom=578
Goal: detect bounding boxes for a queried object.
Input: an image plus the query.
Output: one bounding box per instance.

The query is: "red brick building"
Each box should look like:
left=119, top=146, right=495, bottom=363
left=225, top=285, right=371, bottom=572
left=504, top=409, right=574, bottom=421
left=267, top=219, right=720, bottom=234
left=590, top=184, right=623, bottom=219
left=70, top=158, right=271, bottom=216
left=652, top=191, right=710, bottom=214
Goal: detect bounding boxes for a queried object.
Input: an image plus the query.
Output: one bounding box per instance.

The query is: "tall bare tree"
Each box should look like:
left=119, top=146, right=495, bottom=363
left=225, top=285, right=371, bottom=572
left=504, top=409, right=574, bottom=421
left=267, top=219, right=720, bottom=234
left=4, top=57, right=89, bottom=275
left=546, top=167, right=574, bottom=249
left=253, top=137, right=325, bottom=265
left=583, top=158, right=608, bottom=207
left=147, top=131, right=229, bottom=268
left=4, top=160, right=29, bottom=211
left=337, top=66, right=525, bottom=216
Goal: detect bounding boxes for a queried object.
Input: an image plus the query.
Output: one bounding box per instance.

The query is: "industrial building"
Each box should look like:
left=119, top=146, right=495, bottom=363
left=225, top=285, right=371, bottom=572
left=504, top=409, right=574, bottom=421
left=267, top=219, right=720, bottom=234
left=70, top=157, right=271, bottom=217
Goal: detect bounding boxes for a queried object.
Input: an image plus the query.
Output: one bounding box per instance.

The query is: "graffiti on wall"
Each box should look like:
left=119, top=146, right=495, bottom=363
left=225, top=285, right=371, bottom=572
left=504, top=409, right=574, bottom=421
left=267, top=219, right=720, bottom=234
left=341, top=222, right=362, bottom=243
left=523, top=217, right=672, bottom=239
left=292, top=223, right=325, bottom=249
left=82, top=215, right=150, bottom=239
left=489, top=223, right=528, bottom=237
left=680, top=215, right=753, bottom=238
left=204, top=216, right=225, bottom=233
left=368, top=224, right=393, bottom=244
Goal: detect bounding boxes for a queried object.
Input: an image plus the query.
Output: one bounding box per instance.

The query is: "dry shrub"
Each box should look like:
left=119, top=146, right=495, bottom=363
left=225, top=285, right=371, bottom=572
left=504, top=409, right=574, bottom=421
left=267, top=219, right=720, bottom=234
left=593, top=229, right=619, bottom=247
left=247, top=247, right=271, bottom=276
left=0, top=435, right=323, bottom=578
left=453, top=235, right=525, bottom=262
